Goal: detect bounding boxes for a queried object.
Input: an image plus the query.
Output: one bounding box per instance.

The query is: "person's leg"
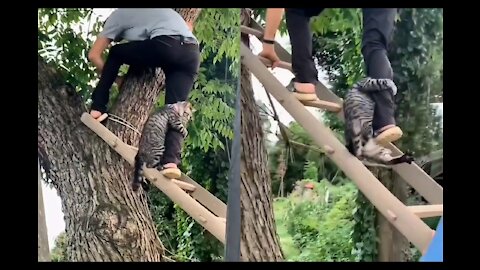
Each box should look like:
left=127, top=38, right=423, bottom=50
left=285, top=8, right=324, bottom=101
left=361, top=8, right=402, bottom=145
left=90, top=40, right=161, bottom=119
left=160, top=40, right=200, bottom=179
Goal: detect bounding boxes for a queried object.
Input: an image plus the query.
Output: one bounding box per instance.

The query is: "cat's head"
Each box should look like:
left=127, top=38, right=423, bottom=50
left=171, top=101, right=195, bottom=123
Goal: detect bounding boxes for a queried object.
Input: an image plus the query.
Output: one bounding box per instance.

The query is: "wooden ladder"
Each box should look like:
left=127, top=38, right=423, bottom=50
left=80, top=113, right=227, bottom=244
left=241, top=20, right=443, bottom=254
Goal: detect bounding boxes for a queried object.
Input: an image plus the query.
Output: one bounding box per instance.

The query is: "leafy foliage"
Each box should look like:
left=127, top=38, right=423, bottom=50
left=277, top=180, right=357, bottom=261
left=389, top=8, right=444, bottom=155
left=50, top=232, right=68, bottom=262
left=38, top=8, right=105, bottom=100
left=268, top=121, right=343, bottom=196
left=194, top=8, right=240, bottom=72
left=351, top=192, right=378, bottom=261
left=303, top=161, right=318, bottom=181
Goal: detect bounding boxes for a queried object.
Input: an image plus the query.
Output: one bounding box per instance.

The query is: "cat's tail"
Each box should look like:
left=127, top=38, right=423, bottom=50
left=356, top=77, right=397, bottom=95
left=132, top=154, right=143, bottom=191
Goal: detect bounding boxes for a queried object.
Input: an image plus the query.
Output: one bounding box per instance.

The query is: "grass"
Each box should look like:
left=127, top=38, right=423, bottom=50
left=273, top=198, right=300, bottom=260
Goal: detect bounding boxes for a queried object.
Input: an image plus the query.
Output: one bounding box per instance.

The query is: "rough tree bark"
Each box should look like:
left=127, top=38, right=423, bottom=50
left=37, top=9, right=201, bottom=262
left=240, top=8, right=284, bottom=262
left=38, top=159, right=50, bottom=262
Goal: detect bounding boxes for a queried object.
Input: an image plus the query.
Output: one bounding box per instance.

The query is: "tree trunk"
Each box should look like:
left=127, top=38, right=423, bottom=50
left=38, top=159, right=50, bottom=262
left=391, top=174, right=410, bottom=261
left=377, top=171, right=409, bottom=262
left=240, top=8, right=284, bottom=262
left=37, top=9, right=201, bottom=262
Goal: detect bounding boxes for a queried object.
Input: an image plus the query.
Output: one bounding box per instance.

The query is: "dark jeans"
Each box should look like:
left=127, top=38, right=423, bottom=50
left=285, top=8, right=398, bottom=131
left=90, top=35, right=200, bottom=166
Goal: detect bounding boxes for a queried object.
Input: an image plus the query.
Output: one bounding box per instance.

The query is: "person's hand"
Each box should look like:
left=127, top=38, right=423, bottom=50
left=186, top=21, right=194, bottom=32
left=115, top=75, right=124, bottom=88
left=259, top=44, right=281, bottom=69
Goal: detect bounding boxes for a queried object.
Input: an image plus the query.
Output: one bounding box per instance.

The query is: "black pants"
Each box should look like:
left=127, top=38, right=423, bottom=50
left=285, top=8, right=397, bottom=131
left=90, top=35, right=200, bottom=166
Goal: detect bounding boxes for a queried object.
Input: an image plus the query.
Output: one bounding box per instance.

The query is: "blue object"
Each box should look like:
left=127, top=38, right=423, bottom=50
left=224, top=70, right=241, bottom=262
left=420, top=217, right=443, bottom=262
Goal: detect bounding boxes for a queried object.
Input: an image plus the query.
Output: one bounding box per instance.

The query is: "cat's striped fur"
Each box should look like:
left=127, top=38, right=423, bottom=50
left=132, top=101, right=193, bottom=191
left=343, top=77, right=400, bottom=164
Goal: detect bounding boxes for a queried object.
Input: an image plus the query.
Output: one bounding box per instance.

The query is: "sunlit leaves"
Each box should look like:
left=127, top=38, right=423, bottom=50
left=187, top=79, right=235, bottom=152
left=38, top=8, right=104, bottom=99
left=194, top=8, right=240, bottom=73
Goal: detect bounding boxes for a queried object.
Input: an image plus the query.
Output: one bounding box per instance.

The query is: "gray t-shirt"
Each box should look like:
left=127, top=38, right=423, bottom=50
left=100, top=8, right=197, bottom=43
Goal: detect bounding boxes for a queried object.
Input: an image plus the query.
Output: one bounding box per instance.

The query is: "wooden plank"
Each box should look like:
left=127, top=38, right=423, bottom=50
left=171, top=179, right=196, bottom=192
left=240, top=25, right=263, bottom=38
left=241, top=43, right=434, bottom=253
left=255, top=54, right=344, bottom=114
left=244, top=23, right=443, bottom=204
left=83, top=115, right=228, bottom=218
left=257, top=55, right=292, bottom=71
left=180, top=174, right=227, bottom=218
left=408, top=205, right=443, bottom=219
left=80, top=113, right=226, bottom=244
left=301, top=99, right=342, bottom=112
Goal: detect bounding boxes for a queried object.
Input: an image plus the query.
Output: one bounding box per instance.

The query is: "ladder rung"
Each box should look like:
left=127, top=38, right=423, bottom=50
left=171, top=179, right=196, bottom=192
left=258, top=56, right=292, bottom=71
left=258, top=55, right=342, bottom=113
left=240, top=25, right=262, bottom=38
left=301, top=99, right=342, bottom=112
left=408, top=204, right=443, bottom=218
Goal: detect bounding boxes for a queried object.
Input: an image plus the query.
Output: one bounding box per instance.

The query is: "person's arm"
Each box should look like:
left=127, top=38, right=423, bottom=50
left=263, top=8, right=284, bottom=41
left=258, top=8, right=284, bottom=69
left=88, top=36, right=112, bottom=74
left=186, top=21, right=194, bottom=32
left=88, top=10, right=123, bottom=74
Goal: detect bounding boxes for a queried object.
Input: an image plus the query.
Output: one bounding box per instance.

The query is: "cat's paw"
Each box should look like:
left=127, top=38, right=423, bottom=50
left=141, top=180, right=150, bottom=192
left=387, top=153, right=415, bottom=165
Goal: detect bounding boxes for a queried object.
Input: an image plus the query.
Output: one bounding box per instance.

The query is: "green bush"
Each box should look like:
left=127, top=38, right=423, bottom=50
left=50, top=232, right=67, bottom=262
left=303, top=161, right=319, bottom=181
left=280, top=180, right=357, bottom=261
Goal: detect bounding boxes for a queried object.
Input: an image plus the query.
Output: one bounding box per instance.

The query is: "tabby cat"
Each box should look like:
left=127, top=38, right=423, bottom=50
left=132, top=101, right=193, bottom=191
left=343, top=77, right=413, bottom=166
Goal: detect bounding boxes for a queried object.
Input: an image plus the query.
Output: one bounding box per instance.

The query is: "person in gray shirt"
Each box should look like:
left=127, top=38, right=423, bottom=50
left=88, top=8, right=200, bottom=180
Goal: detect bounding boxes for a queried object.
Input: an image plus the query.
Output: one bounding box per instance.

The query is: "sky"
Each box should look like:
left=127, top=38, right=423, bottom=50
left=39, top=9, right=443, bottom=251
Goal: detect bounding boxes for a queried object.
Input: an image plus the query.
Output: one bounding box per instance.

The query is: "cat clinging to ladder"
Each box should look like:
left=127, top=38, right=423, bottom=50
left=343, top=77, right=414, bottom=167
left=132, top=101, right=193, bottom=191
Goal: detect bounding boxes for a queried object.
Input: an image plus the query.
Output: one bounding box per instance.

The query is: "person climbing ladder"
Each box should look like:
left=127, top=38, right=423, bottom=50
left=259, top=8, right=403, bottom=148
left=87, top=8, right=200, bottom=179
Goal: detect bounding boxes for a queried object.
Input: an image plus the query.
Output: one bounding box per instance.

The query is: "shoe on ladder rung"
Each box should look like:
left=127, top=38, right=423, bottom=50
left=286, top=78, right=318, bottom=101
left=375, top=126, right=403, bottom=146
left=89, top=110, right=109, bottom=123
left=161, top=167, right=182, bottom=179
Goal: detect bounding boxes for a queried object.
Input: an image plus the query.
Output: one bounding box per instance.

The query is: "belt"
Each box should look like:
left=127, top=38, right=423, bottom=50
left=165, top=35, right=198, bottom=45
